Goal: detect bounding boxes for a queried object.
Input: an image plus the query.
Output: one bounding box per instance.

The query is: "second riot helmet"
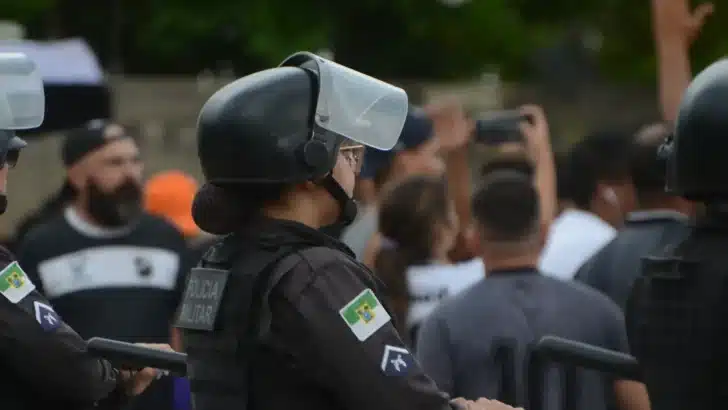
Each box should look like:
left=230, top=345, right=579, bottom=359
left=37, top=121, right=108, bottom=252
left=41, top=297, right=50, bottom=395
left=664, top=58, right=728, bottom=200
left=0, top=52, right=45, bottom=214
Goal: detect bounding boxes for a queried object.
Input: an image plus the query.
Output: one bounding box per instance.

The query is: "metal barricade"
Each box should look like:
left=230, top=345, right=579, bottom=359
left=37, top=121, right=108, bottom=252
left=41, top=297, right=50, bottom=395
left=527, top=335, right=641, bottom=410
left=85, top=335, right=639, bottom=410
left=493, top=340, right=518, bottom=405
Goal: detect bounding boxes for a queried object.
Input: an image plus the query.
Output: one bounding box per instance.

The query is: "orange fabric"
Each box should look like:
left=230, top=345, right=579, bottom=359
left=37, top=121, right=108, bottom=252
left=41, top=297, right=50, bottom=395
left=144, top=170, right=200, bottom=237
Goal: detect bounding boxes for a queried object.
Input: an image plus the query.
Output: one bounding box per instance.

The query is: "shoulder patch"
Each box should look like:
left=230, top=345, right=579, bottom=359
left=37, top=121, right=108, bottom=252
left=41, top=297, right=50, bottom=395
left=339, top=288, right=391, bottom=341
left=0, top=262, right=35, bottom=303
left=380, top=345, right=414, bottom=376
left=33, top=301, right=62, bottom=331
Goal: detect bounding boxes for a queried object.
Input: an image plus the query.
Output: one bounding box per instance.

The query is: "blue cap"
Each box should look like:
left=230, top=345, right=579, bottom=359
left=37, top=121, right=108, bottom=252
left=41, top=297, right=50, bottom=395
left=359, top=105, right=434, bottom=179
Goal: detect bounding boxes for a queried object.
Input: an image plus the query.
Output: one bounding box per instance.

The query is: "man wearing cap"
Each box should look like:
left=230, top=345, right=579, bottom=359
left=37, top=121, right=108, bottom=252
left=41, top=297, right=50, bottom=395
left=16, top=120, right=189, bottom=410
left=0, top=52, right=172, bottom=410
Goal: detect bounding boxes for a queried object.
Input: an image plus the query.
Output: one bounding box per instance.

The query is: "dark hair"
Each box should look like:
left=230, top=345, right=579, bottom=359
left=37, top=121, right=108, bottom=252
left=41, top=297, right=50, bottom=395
left=554, top=152, right=573, bottom=201
left=472, top=170, right=539, bottom=242
left=192, top=182, right=286, bottom=235
left=566, top=131, right=633, bottom=209
left=374, top=175, right=451, bottom=336
left=631, top=124, right=671, bottom=199
left=373, top=160, right=394, bottom=190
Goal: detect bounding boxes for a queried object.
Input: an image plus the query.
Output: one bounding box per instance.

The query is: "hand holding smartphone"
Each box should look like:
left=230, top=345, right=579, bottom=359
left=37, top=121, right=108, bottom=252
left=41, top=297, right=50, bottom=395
left=473, top=110, right=534, bottom=146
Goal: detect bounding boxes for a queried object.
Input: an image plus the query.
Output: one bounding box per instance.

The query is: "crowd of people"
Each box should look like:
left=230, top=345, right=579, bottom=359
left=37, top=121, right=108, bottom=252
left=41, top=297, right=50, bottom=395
left=0, top=1, right=716, bottom=410
left=2, top=94, right=683, bottom=410
left=315, top=2, right=706, bottom=407
left=335, top=102, right=659, bottom=410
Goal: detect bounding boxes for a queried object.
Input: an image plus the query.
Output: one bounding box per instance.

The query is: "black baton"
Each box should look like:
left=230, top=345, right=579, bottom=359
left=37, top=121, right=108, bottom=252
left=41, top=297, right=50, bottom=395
left=87, top=337, right=188, bottom=376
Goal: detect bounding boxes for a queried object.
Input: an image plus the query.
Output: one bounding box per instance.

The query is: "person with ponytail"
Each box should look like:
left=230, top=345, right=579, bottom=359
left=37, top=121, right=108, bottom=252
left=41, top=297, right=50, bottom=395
left=374, top=105, right=557, bottom=347
left=175, top=52, right=519, bottom=410
left=375, top=175, right=483, bottom=347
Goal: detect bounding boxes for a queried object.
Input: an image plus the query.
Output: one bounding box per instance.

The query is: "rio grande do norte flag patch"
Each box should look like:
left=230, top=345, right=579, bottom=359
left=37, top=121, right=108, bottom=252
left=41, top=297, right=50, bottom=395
left=0, top=262, right=35, bottom=304
left=339, top=288, right=391, bottom=341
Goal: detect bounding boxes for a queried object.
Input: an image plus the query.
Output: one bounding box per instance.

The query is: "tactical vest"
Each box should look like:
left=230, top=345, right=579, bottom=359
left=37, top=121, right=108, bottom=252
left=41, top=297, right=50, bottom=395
left=176, top=236, right=308, bottom=410
left=628, top=227, right=728, bottom=410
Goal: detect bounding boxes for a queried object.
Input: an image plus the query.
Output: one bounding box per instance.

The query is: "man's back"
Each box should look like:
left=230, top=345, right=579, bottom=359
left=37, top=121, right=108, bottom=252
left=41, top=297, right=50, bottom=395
left=576, top=210, right=689, bottom=310
left=417, top=268, right=627, bottom=410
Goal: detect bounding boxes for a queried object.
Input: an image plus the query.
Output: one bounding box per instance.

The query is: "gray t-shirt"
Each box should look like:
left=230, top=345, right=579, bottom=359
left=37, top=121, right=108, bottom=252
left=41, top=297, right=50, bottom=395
left=416, top=268, right=628, bottom=410
left=575, top=210, right=690, bottom=311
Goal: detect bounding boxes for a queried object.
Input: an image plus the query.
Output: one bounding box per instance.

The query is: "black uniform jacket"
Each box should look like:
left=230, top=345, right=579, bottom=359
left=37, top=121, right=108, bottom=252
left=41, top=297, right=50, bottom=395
left=0, top=246, right=127, bottom=410
left=244, top=219, right=455, bottom=410
left=625, top=212, right=728, bottom=410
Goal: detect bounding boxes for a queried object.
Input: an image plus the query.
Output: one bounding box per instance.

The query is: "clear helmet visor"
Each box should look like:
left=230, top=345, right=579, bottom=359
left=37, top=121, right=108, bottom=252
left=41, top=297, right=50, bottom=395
left=280, top=52, right=408, bottom=151
left=0, top=53, right=45, bottom=130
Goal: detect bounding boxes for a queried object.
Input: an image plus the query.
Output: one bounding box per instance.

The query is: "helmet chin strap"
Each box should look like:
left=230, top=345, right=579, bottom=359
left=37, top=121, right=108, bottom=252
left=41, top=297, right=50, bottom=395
left=318, top=174, right=358, bottom=226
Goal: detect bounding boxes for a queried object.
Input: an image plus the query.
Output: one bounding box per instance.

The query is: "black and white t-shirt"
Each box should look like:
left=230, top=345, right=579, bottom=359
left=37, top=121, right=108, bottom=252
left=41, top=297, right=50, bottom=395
left=17, top=207, right=190, bottom=410
left=17, top=207, right=189, bottom=342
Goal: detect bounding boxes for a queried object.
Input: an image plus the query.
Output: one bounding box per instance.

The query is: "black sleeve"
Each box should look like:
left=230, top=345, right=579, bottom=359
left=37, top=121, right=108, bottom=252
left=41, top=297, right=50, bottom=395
left=276, top=258, right=455, bottom=410
left=0, top=287, right=128, bottom=404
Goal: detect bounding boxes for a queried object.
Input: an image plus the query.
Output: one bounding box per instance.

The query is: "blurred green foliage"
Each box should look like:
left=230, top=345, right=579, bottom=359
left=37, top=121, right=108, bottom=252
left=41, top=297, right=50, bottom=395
left=6, top=0, right=727, bottom=80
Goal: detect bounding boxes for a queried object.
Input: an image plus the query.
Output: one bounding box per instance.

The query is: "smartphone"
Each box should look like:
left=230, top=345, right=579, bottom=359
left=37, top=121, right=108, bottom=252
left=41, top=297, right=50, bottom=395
left=474, top=110, right=532, bottom=145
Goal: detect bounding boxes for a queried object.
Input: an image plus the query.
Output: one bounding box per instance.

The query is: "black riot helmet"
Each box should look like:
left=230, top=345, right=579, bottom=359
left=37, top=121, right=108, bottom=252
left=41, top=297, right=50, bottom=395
left=663, top=59, right=728, bottom=201
left=195, top=52, right=408, bottom=230
left=0, top=52, right=45, bottom=214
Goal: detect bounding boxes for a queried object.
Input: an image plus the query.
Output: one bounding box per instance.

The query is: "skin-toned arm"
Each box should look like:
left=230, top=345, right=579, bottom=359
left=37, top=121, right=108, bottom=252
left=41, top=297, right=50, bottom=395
left=652, top=0, right=713, bottom=122
left=518, top=105, right=557, bottom=229
left=363, top=102, right=476, bottom=267
left=427, top=103, right=476, bottom=263
left=615, top=380, right=651, bottom=410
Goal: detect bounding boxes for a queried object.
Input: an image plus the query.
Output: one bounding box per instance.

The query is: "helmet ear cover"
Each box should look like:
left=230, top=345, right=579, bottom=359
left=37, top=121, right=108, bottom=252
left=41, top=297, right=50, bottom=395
left=291, top=61, right=343, bottom=180
left=301, top=138, right=336, bottom=178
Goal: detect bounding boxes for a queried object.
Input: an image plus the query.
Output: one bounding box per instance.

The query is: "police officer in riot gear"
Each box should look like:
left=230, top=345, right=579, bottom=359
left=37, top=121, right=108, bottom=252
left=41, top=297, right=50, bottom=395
left=627, top=58, right=728, bottom=410
left=0, top=53, right=167, bottom=410
left=176, top=52, right=518, bottom=410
